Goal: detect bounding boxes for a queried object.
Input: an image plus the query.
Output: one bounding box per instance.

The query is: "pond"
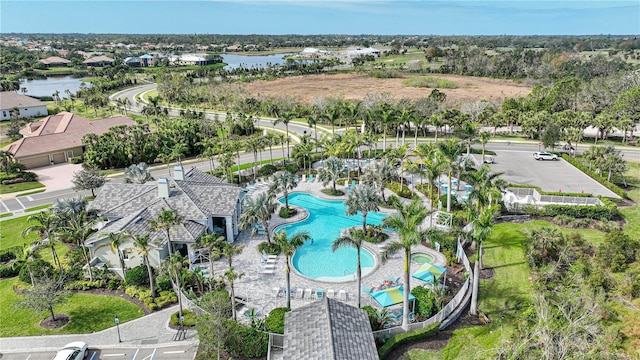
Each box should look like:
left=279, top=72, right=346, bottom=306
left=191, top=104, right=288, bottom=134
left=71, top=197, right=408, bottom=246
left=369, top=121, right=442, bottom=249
left=18, top=76, right=89, bottom=98
left=221, top=53, right=296, bottom=69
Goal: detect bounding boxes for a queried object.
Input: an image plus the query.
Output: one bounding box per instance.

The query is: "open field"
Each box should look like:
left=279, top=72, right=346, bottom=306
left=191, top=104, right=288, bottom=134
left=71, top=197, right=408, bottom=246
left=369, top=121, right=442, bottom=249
left=242, top=73, right=532, bottom=103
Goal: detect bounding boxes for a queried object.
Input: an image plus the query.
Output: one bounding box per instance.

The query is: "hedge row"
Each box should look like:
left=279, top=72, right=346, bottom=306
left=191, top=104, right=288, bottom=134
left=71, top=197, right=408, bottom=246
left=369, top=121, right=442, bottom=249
left=525, top=200, right=618, bottom=221
left=385, top=181, right=415, bottom=199
left=125, top=286, right=177, bottom=311
left=378, top=323, right=440, bottom=359
left=561, top=154, right=627, bottom=198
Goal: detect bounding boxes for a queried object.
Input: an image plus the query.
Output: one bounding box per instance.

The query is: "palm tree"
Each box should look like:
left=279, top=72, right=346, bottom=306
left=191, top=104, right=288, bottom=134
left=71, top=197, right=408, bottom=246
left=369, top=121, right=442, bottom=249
left=245, top=136, right=265, bottom=180
left=469, top=205, right=498, bottom=315
left=437, top=138, right=465, bottom=212
left=197, top=233, right=225, bottom=286
left=273, top=111, right=295, bottom=160
left=101, top=231, right=131, bottom=278
left=332, top=228, right=372, bottom=308
left=239, top=192, right=277, bottom=243
left=59, top=210, right=97, bottom=281
left=317, top=156, right=344, bottom=194
left=269, top=171, right=297, bottom=211
left=381, top=198, right=431, bottom=330
left=362, top=158, right=397, bottom=203
left=273, top=230, right=311, bottom=308
left=344, top=184, right=381, bottom=233
left=463, top=165, right=505, bottom=212
left=22, top=211, right=64, bottom=273
left=457, top=122, right=479, bottom=157
left=217, top=241, right=244, bottom=320
left=164, top=254, right=188, bottom=322
left=478, top=131, right=491, bottom=163
left=124, top=162, right=154, bottom=184
left=148, top=209, right=184, bottom=259
left=132, top=234, right=158, bottom=298
left=0, top=150, right=15, bottom=174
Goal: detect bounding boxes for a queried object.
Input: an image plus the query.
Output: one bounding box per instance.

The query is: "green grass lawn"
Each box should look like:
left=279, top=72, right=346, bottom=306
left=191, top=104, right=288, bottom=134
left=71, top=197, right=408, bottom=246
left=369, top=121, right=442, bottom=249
left=0, top=277, right=144, bottom=337
left=0, top=215, right=40, bottom=250
left=0, top=181, right=45, bottom=194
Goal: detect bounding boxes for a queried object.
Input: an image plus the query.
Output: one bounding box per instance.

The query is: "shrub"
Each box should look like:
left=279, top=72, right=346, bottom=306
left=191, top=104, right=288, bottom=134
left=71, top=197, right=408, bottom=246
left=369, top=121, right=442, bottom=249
left=378, top=323, right=440, bottom=359
left=0, top=247, right=21, bottom=263
left=0, top=261, right=22, bottom=278
left=69, top=156, right=84, bottom=164
left=411, top=286, right=438, bottom=319
left=385, top=181, right=414, bottom=199
left=18, top=259, right=53, bottom=283
left=265, top=307, right=290, bottom=334
left=596, top=230, right=638, bottom=272
left=284, top=163, right=299, bottom=173
left=257, top=241, right=280, bottom=255
left=65, top=280, right=107, bottom=290
left=403, top=76, right=458, bottom=88
left=364, top=225, right=388, bottom=243
left=531, top=202, right=618, bottom=221
left=223, top=320, right=269, bottom=357
left=107, top=277, right=123, bottom=290
left=155, top=274, right=172, bottom=292
left=125, top=264, right=152, bottom=287
left=362, top=305, right=379, bottom=331
left=279, top=207, right=296, bottom=218
left=170, top=309, right=196, bottom=327
left=553, top=214, right=575, bottom=226
left=257, top=164, right=277, bottom=176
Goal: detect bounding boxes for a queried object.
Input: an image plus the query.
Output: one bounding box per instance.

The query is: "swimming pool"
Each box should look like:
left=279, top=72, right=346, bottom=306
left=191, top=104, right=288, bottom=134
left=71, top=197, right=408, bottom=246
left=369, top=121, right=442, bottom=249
left=275, top=193, right=388, bottom=282
left=411, top=252, right=436, bottom=264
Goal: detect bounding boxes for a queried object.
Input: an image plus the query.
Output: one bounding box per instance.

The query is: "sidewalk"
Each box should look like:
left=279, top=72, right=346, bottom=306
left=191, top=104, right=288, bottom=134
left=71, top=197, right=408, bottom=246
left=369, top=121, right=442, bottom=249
left=0, top=305, right=198, bottom=353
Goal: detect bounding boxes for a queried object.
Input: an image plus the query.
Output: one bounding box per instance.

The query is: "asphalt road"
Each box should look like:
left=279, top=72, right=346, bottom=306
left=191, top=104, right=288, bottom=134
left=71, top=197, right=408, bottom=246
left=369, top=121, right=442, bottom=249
left=0, top=345, right=196, bottom=360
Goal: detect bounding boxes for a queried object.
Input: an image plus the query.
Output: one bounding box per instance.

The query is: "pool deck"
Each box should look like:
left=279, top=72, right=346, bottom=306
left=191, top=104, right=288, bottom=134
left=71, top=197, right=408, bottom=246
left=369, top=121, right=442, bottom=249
left=208, top=178, right=446, bottom=321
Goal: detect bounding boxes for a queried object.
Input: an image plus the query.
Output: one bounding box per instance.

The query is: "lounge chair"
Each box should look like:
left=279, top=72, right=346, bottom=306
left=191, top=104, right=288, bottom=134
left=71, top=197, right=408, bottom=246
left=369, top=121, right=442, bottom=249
left=272, top=287, right=282, bottom=297
left=262, top=251, right=278, bottom=260
left=327, top=289, right=335, bottom=298
left=295, top=288, right=303, bottom=299
left=316, top=289, right=324, bottom=299
left=308, top=174, right=314, bottom=182
left=304, top=288, right=312, bottom=299
left=362, top=285, right=373, bottom=294
left=337, top=290, right=347, bottom=301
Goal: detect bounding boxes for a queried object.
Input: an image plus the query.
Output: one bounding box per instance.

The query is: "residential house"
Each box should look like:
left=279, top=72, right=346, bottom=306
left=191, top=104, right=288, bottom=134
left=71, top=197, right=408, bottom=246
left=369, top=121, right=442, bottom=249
left=347, top=47, right=381, bottom=58
left=0, top=91, right=48, bottom=121
left=2, top=112, right=135, bottom=168
left=83, top=55, right=114, bottom=67
left=86, top=167, right=244, bottom=277
left=275, top=297, right=379, bottom=360
left=38, top=56, right=71, bottom=68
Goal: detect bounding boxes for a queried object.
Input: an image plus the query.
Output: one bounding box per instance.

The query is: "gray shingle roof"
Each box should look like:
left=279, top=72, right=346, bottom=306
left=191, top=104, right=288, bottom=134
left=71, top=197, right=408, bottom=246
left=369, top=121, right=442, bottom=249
left=284, top=297, right=379, bottom=360
left=88, top=168, right=239, bottom=245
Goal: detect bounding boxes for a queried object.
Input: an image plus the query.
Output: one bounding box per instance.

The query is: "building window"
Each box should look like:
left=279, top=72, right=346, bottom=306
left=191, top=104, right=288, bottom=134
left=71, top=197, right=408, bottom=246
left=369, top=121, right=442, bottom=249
left=121, top=249, right=129, bottom=259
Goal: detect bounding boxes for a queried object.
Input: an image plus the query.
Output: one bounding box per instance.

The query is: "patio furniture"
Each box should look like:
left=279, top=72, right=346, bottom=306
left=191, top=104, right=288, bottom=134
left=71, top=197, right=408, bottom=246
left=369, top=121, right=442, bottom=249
left=295, top=288, right=303, bottom=299
left=362, top=285, right=373, bottom=294
left=272, top=287, right=282, bottom=297
left=304, top=288, right=312, bottom=299
left=316, top=289, right=324, bottom=299
left=327, top=289, right=335, bottom=298
left=262, top=251, right=278, bottom=260
left=337, top=290, right=347, bottom=301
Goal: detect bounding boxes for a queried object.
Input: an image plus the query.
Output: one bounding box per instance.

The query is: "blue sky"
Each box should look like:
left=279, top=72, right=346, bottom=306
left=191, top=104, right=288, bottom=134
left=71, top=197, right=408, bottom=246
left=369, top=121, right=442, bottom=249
left=1, top=1, right=638, bottom=35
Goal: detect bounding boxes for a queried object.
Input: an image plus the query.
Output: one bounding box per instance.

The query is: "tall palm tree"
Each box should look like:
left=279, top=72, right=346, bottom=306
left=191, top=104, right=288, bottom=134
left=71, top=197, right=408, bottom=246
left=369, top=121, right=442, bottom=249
left=132, top=234, right=158, bottom=298
left=245, top=136, right=265, bottom=180
left=217, top=241, right=244, bottom=320
left=381, top=198, right=431, bottom=331
left=469, top=205, right=498, bottom=315
left=437, top=138, right=465, bottom=212
left=148, top=208, right=184, bottom=259
left=59, top=210, right=97, bottom=281
left=101, top=231, right=131, bottom=278
left=362, top=158, right=397, bottom=203
left=344, top=184, right=381, bottom=233
left=317, top=156, right=344, bottom=194
left=332, top=228, right=372, bottom=308
left=478, top=131, right=492, bottom=163
left=273, top=111, right=295, bottom=160
left=457, top=121, right=479, bottom=157
left=164, top=254, right=188, bottom=321
left=463, top=165, right=505, bottom=212
left=239, top=192, right=277, bottom=243
left=269, top=171, right=297, bottom=211
left=273, top=230, right=311, bottom=308
left=22, top=211, right=64, bottom=273
left=197, top=233, right=225, bottom=284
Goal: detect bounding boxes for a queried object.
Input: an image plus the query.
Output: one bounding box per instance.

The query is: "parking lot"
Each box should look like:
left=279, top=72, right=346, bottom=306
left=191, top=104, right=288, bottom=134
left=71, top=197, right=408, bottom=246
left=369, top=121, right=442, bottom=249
left=477, top=149, right=620, bottom=198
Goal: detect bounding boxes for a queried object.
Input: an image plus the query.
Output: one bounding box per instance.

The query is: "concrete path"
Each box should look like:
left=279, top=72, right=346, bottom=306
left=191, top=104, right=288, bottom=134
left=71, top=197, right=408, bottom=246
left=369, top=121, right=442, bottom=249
left=0, top=305, right=198, bottom=353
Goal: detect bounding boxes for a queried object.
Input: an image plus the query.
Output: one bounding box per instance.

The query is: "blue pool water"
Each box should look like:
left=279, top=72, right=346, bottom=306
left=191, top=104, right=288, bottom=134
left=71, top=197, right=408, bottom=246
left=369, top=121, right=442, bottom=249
left=276, top=193, right=388, bottom=282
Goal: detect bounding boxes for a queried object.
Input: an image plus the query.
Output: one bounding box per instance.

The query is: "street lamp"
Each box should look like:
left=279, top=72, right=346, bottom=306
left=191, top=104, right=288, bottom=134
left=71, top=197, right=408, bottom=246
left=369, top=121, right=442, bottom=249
left=114, top=315, right=121, bottom=343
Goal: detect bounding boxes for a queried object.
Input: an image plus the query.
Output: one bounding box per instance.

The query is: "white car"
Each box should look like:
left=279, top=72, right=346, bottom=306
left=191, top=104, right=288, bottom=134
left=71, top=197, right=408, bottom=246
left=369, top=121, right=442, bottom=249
left=53, top=341, right=88, bottom=360
left=533, top=152, right=558, bottom=161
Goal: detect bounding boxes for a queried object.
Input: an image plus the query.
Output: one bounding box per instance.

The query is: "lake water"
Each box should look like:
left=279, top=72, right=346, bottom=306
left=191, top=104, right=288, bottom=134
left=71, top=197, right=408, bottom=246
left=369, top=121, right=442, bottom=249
left=19, top=76, right=88, bottom=98
left=221, top=53, right=295, bottom=69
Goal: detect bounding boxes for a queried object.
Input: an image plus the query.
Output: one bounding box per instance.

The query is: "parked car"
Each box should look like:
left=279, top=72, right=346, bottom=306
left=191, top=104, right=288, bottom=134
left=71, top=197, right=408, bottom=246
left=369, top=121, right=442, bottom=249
left=533, top=152, right=558, bottom=161
left=483, top=156, right=495, bottom=164
left=53, top=341, right=88, bottom=360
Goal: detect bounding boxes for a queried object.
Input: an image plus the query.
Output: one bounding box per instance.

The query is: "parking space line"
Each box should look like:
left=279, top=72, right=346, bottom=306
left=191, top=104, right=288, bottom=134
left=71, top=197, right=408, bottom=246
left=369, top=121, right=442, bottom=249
left=0, top=199, right=11, bottom=212
left=89, top=352, right=97, bottom=360
left=163, top=351, right=185, bottom=354
left=103, top=354, right=126, bottom=357
left=130, top=349, right=139, bottom=360
left=25, top=355, right=31, bottom=360
left=14, top=197, right=26, bottom=210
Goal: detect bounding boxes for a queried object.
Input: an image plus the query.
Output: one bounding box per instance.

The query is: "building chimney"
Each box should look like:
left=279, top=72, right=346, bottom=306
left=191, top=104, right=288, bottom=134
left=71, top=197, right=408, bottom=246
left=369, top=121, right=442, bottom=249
left=158, top=178, right=169, bottom=198
left=174, top=166, right=184, bottom=181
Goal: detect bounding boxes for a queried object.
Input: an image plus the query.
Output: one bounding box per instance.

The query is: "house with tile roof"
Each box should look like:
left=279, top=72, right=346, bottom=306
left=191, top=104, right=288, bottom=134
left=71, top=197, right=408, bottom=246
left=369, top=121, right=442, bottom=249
left=2, top=112, right=135, bottom=168
left=279, top=297, right=379, bottom=360
left=83, top=55, right=114, bottom=67
left=86, top=167, right=245, bottom=277
left=0, top=91, right=48, bottom=121
left=38, top=56, right=71, bottom=68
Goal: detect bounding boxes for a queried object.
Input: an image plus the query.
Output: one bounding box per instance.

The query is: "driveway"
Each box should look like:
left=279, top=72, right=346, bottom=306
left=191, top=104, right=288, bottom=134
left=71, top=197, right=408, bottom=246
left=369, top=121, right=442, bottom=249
left=476, top=149, right=620, bottom=198
left=31, top=163, right=83, bottom=193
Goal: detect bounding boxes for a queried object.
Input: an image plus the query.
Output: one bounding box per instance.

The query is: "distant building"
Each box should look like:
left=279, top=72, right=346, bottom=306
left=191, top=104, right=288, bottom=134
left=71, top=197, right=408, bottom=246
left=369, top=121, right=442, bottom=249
left=0, top=92, right=48, bottom=121
left=169, top=54, right=212, bottom=66
left=39, top=56, right=71, bottom=68
left=83, top=55, right=114, bottom=67
left=300, top=47, right=332, bottom=58
left=2, top=112, right=135, bottom=168
left=347, top=47, right=381, bottom=58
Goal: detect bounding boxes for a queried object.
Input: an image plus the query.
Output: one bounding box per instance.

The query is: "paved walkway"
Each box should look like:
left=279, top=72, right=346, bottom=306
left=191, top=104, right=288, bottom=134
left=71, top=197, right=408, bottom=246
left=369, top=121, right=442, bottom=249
left=0, top=305, right=198, bottom=353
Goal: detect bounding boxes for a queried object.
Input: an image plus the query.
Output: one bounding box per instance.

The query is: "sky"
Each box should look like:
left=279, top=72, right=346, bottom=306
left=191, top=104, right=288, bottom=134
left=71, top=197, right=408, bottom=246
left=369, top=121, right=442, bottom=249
left=1, top=0, right=639, bottom=36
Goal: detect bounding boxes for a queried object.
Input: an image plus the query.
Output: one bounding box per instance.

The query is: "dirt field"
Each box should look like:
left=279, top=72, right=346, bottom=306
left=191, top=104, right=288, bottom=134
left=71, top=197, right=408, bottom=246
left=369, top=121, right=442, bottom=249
left=243, top=73, right=532, bottom=104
